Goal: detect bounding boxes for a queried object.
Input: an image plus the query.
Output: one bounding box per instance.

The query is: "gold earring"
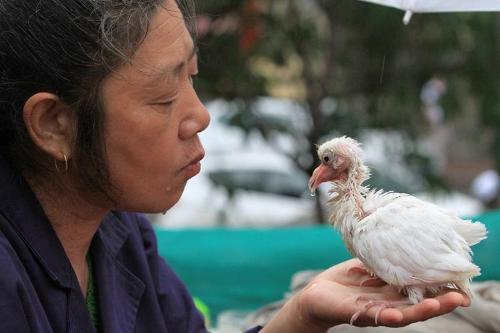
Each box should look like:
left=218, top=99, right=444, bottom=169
left=63, top=154, right=69, bottom=172
left=54, top=154, right=69, bottom=173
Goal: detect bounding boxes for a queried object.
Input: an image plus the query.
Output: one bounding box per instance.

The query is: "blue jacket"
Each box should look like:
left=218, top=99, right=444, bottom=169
left=0, top=156, right=262, bottom=333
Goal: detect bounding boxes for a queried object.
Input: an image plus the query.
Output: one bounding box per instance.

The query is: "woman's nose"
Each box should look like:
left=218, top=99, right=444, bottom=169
left=179, top=88, right=210, bottom=140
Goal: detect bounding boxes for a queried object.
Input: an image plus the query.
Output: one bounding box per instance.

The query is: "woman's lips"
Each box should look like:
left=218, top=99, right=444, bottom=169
left=182, top=160, right=201, bottom=178
left=181, top=152, right=204, bottom=178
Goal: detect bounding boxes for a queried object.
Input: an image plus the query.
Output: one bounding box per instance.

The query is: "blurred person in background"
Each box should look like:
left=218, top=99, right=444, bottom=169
left=471, top=169, right=500, bottom=209
left=0, top=0, right=468, bottom=332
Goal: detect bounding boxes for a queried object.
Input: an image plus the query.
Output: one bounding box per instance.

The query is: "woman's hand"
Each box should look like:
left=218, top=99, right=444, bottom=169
left=261, top=259, right=469, bottom=333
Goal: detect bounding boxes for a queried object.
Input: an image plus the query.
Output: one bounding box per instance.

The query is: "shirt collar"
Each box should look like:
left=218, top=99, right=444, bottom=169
left=95, top=211, right=131, bottom=258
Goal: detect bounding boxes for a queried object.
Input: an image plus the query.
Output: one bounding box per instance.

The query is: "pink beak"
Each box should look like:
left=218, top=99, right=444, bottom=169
left=308, top=164, right=337, bottom=193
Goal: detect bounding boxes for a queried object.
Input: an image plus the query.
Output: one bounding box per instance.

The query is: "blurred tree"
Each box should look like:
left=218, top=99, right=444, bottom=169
left=194, top=0, right=500, bottom=222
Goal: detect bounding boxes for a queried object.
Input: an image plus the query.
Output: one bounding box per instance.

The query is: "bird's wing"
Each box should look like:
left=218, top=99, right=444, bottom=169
left=363, top=191, right=487, bottom=246
left=414, top=199, right=487, bottom=246
left=353, top=194, right=480, bottom=286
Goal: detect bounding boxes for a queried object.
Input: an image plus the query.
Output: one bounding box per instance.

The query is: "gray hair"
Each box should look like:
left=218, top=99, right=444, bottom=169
left=0, top=0, right=195, bottom=201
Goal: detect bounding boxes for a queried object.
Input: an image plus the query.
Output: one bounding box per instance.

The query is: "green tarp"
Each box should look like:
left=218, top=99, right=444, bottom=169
left=155, top=210, right=500, bottom=322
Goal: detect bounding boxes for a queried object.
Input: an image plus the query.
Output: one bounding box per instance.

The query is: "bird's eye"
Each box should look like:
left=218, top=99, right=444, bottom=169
left=322, top=152, right=333, bottom=163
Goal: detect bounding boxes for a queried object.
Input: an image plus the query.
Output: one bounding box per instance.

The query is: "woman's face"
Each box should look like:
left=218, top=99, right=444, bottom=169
left=101, top=1, right=210, bottom=213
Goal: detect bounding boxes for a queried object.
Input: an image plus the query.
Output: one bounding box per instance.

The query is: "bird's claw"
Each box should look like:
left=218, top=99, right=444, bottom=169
left=350, top=297, right=412, bottom=326
left=350, top=299, right=387, bottom=326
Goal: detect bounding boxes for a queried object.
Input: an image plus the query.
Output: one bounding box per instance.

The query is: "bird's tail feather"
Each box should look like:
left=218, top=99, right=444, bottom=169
left=452, top=280, right=473, bottom=298
left=454, top=220, right=487, bottom=246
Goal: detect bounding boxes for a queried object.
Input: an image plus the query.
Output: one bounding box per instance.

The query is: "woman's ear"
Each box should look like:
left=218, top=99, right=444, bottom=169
left=23, top=92, right=74, bottom=160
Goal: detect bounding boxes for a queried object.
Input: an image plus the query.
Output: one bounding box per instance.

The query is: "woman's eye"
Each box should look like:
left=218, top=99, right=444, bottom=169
left=157, top=99, right=176, bottom=107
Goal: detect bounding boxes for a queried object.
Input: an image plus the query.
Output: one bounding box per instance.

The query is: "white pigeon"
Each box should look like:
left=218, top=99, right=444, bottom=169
left=308, top=136, right=487, bottom=308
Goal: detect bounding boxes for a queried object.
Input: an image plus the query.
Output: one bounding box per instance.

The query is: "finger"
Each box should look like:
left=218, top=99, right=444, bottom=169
left=389, top=298, right=441, bottom=327
left=392, top=292, right=466, bottom=327
left=374, top=308, right=404, bottom=326
left=433, top=291, right=468, bottom=309
left=360, top=277, right=387, bottom=287
left=327, top=258, right=364, bottom=275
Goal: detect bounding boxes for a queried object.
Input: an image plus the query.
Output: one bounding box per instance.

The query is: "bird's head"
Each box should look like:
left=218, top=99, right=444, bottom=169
left=308, top=136, right=369, bottom=193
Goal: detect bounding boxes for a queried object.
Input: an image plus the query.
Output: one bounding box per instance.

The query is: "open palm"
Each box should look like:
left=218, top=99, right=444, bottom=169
left=297, top=259, right=469, bottom=328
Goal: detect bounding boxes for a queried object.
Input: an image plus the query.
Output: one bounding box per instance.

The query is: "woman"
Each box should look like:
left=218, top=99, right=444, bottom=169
left=0, top=0, right=467, bottom=332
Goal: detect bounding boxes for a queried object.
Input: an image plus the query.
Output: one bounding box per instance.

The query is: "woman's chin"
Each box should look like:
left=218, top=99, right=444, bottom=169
left=114, top=187, right=185, bottom=214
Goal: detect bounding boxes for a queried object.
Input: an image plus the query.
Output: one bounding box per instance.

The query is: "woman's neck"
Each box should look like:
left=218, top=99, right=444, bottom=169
left=25, top=173, right=108, bottom=295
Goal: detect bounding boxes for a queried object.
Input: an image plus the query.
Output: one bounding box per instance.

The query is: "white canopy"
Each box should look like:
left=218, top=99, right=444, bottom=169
left=358, top=0, right=500, bottom=24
